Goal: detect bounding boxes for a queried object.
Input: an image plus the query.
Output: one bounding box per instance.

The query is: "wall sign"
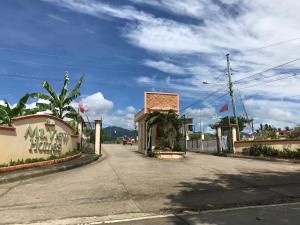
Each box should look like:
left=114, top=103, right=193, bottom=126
left=25, top=124, right=69, bottom=153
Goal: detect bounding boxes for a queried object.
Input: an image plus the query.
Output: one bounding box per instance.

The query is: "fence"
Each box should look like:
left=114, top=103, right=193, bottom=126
left=186, top=139, right=218, bottom=153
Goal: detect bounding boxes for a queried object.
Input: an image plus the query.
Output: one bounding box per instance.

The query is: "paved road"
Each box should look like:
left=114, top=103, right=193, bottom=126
left=0, top=144, right=300, bottom=224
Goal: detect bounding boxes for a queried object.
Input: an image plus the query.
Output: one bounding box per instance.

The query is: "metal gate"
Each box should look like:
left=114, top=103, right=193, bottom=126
left=82, top=121, right=96, bottom=154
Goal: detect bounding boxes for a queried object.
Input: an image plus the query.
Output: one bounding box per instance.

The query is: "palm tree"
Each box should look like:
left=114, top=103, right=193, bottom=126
left=31, top=72, right=83, bottom=119
left=0, top=94, right=36, bottom=126
left=146, top=110, right=182, bottom=150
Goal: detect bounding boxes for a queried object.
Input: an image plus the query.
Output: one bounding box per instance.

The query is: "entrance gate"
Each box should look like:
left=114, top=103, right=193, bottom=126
left=82, top=121, right=96, bottom=154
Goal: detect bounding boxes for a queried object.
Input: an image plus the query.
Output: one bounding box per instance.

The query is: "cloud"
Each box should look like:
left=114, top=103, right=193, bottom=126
left=79, top=92, right=113, bottom=119
left=48, top=14, right=69, bottom=23
left=244, top=98, right=300, bottom=127
left=143, top=59, right=186, bottom=74
left=184, top=107, right=217, bottom=132
left=43, top=0, right=154, bottom=22
left=44, top=0, right=300, bottom=128
left=103, top=106, right=137, bottom=129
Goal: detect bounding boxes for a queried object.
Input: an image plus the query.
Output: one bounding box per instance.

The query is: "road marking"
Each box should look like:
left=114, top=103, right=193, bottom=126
left=183, top=201, right=300, bottom=215
left=88, top=202, right=300, bottom=224
left=89, top=214, right=175, bottom=224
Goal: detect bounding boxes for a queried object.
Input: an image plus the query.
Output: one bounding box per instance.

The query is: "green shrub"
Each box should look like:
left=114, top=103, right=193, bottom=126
left=173, top=142, right=185, bottom=152
left=242, top=148, right=250, bottom=155
left=1, top=149, right=81, bottom=168
left=242, top=144, right=300, bottom=159
left=249, top=144, right=262, bottom=156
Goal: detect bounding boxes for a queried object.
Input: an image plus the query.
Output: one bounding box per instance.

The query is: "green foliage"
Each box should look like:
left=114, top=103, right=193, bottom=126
left=211, top=116, right=251, bottom=132
left=0, top=149, right=81, bottom=168
left=31, top=72, right=84, bottom=119
left=189, top=133, right=215, bottom=141
left=146, top=110, right=182, bottom=151
left=101, top=131, right=110, bottom=142
left=0, top=94, right=37, bottom=126
left=255, top=123, right=277, bottom=140
left=242, top=144, right=300, bottom=159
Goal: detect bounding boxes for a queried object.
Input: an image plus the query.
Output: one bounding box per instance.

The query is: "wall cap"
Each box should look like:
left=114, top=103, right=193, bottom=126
left=235, top=138, right=300, bottom=144
left=0, top=126, right=16, bottom=131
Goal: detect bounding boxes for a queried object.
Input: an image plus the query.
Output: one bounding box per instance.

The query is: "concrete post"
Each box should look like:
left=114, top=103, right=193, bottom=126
left=216, top=126, right=222, bottom=154
left=95, top=119, right=102, bottom=155
left=231, top=125, right=237, bottom=153
left=77, top=116, right=83, bottom=150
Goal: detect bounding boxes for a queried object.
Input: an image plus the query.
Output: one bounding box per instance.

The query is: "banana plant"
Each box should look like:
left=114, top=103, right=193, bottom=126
left=0, top=94, right=34, bottom=126
left=31, top=72, right=84, bottom=119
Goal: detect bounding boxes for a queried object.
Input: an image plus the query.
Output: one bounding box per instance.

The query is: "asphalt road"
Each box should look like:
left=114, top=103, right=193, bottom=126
left=0, top=144, right=300, bottom=224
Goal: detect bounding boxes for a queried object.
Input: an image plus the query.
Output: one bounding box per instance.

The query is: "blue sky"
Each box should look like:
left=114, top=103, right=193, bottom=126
left=1, top=0, right=300, bottom=130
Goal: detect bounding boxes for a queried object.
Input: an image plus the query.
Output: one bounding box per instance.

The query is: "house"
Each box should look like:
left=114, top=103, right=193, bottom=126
left=134, top=92, right=179, bottom=154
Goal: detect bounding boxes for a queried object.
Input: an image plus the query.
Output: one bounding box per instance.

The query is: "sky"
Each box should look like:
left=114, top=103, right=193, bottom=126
left=0, top=0, right=300, bottom=131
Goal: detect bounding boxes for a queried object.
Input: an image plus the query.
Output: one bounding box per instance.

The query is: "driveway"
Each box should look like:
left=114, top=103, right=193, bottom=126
left=0, top=144, right=300, bottom=224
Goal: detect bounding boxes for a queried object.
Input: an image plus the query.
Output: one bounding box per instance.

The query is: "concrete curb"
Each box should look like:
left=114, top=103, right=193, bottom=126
left=0, top=153, right=101, bottom=184
left=223, top=153, right=300, bottom=164
left=0, top=153, right=82, bottom=172
left=188, top=151, right=300, bottom=164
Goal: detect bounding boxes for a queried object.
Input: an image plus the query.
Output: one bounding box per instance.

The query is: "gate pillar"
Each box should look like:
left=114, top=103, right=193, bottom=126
left=95, top=119, right=102, bottom=155
left=77, top=116, right=84, bottom=150
left=230, top=125, right=238, bottom=153
left=216, top=125, right=222, bottom=154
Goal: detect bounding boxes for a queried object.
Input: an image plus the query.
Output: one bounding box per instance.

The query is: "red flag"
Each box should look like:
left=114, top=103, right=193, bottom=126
left=219, top=103, right=228, bottom=113
left=78, top=101, right=88, bottom=113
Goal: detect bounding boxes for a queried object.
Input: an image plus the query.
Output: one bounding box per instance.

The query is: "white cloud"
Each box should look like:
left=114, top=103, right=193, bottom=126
left=43, top=0, right=154, bottom=22
left=143, top=59, right=186, bottom=74
left=244, top=98, right=300, bottom=127
left=48, top=14, right=69, bottom=23
left=184, top=107, right=217, bottom=132
left=44, top=0, right=300, bottom=128
left=103, top=106, right=137, bottom=129
left=79, top=92, right=113, bottom=119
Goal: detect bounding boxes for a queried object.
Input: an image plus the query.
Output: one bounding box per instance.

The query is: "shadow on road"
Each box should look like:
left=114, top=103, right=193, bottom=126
left=164, top=170, right=300, bottom=214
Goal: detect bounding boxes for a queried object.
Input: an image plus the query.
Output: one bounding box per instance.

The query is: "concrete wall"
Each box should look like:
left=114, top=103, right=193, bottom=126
left=234, top=139, right=300, bottom=154
left=0, top=114, right=78, bottom=164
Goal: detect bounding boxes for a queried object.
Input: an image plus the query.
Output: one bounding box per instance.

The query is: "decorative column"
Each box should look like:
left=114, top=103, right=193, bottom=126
left=231, top=125, right=237, bottom=153
left=95, top=119, right=102, bottom=155
left=77, top=116, right=83, bottom=150
left=216, top=125, right=222, bottom=154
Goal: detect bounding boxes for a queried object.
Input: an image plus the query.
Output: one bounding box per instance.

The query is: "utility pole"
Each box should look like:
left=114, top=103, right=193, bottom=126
left=226, top=53, right=240, bottom=140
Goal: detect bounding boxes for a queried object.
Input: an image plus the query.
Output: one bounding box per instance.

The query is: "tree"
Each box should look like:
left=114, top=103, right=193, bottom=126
left=0, top=94, right=37, bottom=126
left=211, top=116, right=252, bottom=132
left=146, top=110, right=182, bottom=150
left=31, top=72, right=83, bottom=119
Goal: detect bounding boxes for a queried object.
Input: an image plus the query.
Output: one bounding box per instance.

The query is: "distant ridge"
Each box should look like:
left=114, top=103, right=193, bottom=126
left=103, top=126, right=136, bottom=140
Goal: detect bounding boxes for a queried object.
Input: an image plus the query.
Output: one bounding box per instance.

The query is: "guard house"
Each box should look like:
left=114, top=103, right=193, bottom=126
left=134, top=92, right=179, bottom=154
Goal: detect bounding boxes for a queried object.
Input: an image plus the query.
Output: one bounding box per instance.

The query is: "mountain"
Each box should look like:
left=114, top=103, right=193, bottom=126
left=103, top=126, right=136, bottom=140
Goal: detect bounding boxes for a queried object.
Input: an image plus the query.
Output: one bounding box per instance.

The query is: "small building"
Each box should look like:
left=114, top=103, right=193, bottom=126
left=134, top=92, right=179, bottom=154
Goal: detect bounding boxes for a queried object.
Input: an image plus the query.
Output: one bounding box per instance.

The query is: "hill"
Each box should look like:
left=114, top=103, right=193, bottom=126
left=102, top=126, right=136, bottom=140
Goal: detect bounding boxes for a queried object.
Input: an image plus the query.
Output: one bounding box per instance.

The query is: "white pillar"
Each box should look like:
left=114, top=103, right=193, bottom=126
left=216, top=126, right=222, bottom=154
left=77, top=116, right=83, bottom=150
left=95, top=119, right=101, bottom=155
left=231, top=125, right=237, bottom=153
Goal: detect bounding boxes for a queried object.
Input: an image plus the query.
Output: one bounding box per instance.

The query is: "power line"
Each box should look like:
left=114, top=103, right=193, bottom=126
left=241, top=36, right=300, bottom=53
left=234, top=57, right=300, bottom=84
left=181, top=88, right=229, bottom=114
left=237, top=72, right=300, bottom=90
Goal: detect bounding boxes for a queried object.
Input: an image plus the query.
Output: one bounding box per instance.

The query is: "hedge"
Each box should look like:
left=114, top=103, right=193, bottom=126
left=242, top=144, right=300, bottom=159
